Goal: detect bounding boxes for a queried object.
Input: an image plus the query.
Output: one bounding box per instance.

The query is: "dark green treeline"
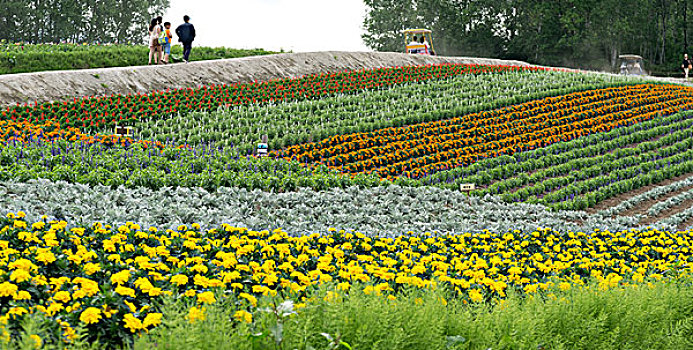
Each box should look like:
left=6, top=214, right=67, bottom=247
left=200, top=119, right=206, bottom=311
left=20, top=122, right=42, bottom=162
left=0, top=0, right=169, bottom=44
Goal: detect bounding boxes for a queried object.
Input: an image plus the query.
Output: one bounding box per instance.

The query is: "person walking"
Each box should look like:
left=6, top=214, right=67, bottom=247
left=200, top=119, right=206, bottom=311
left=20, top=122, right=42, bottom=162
left=175, top=15, right=196, bottom=63
left=148, top=18, right=162, bottom=65
left=682, top=54, right=692, bottom=81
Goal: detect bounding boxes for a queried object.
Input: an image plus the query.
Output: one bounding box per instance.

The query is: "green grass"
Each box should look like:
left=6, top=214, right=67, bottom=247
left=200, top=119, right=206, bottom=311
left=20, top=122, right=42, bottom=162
left=133, top=281, right=693, bottom=350
left=0, top=44, right=278, bottom=74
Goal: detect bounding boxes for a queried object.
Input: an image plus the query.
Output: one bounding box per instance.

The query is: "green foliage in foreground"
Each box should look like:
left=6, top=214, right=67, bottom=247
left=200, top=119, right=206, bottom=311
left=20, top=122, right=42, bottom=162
left=0, top=44, right=278, bottom=74
left=9, top=281, right=693, bottom=349
left=138, top=283, right=693, bottom=350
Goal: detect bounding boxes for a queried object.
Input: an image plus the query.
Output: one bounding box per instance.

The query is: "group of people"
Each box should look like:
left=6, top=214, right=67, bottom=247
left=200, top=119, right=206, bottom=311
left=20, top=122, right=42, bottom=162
left=408, top=35, right=434, bottom=55
left=148, top=15, right=196, bottom=65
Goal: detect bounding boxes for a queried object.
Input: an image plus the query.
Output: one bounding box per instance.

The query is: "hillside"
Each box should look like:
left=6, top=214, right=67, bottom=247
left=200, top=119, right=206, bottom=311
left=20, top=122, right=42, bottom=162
left=0, top=51, right=531, bottom=107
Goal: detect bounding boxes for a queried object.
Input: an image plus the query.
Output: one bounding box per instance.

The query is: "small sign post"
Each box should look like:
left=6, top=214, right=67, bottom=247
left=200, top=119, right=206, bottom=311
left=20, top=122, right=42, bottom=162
left=114, top=125, right=133, bottom=137
left=460, top=183, right=475, bottom=192
left=460, top=183, right=475, bottom=204
left=256, top=134, right=269, bottom=157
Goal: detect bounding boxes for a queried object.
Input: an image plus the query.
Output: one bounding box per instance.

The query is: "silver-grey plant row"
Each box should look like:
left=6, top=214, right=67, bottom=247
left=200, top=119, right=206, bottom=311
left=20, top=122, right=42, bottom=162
left=1, top=178, right=669, bottom=236
left=598, top=174, right=693, bottom=218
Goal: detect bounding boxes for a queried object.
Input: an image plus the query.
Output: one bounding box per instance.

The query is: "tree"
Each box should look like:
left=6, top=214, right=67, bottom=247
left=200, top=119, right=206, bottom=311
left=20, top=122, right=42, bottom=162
left=363, top=0, right=693, bottom=74
left=0, top=0, right=170, bottom=44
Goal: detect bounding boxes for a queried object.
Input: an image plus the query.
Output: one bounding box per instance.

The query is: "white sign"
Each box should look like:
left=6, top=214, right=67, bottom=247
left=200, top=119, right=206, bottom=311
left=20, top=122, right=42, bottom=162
left=460, top=183, right=476, bottom=191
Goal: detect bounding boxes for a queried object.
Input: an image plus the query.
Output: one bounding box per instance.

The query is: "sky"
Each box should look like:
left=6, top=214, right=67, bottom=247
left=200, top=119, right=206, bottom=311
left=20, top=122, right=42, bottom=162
left=163, top=0, right=371, bottom=52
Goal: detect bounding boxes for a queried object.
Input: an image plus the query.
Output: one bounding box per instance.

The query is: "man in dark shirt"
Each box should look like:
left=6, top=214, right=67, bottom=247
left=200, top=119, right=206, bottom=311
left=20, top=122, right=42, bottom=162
left=175, top=15, right=196, bottom=63
left=682, top=54, right=692, bottom=81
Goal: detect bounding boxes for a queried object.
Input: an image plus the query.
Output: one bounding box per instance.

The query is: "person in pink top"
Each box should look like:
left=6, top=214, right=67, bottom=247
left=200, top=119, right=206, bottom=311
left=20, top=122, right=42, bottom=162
left=148, top=18, right=162, bottom=65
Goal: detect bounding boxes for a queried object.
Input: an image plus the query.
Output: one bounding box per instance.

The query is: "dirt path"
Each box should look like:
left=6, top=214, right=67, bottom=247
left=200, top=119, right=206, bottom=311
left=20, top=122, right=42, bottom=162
left=0, top=51, right=532, bottom=107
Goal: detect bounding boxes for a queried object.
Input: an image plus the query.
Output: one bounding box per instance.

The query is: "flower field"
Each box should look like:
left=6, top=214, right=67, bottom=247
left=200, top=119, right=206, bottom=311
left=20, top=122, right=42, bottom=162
left=3, top=61, right=693, bottom=348
left=1, top=213, right=692, bottom=347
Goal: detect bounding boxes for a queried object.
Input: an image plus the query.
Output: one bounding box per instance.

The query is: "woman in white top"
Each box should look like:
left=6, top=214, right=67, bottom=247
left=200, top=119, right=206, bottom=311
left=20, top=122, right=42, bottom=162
left=148, top=18, right=162, bottom=65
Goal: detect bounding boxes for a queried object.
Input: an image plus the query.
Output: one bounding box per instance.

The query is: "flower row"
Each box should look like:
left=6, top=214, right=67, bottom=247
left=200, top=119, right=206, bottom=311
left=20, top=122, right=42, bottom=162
left=1, top=64, right=550, bottom=131
left=1, top=212, right=692, bottom=346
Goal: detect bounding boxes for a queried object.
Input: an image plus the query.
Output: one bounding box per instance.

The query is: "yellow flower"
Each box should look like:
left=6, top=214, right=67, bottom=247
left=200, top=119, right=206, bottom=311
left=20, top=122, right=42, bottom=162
left=9, top=269, right=31, bottom=283
left=559, top=282, right=571, bottom=291
left=83, top=263, right=101, bottom=275
left=13, top=290, right=31, bottom=301
left=468, top=289, right=483, bottom=303
left=123, top=314, right=144, bottom=333
left=110, top=270, right=131, bottom=285
left=143, top=313, right=163, bottom=328
left=0, top=282, right=18, bottom=298
left=35, top=251, right=57, bottom=265
left=115, top=286, right=136, bottom=298
left=53, top=291, right=71, bottom=303
left=29, top=334, right=41, bottom=349
left=239, top=293, right=257, bottom=307
left=79, top=307, right=102, bottom=325
left=233, top=310, right=253, bottom=323
left=197, top=291, right=216, bottom=304
left=186, top=306, right=206, bottom=324
left=7, top=307, right=28, bottom=319
left=170, top=274, right=189, bottom=286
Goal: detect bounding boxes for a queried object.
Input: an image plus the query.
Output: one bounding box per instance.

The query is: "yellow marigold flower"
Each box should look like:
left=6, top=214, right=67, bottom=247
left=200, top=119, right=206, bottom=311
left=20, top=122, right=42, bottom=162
left=83, top=263, right=101, bottom=275
left=8, top=307, right=28, bottom=319
left=239, top=293, right=257, bottom=307
left=13, top=290, right=31, bottom=301
left=123, top=313, right=144, bottom=333
left=559, top=282, right=571, bottom=291
left=79, top=307, right=101, bottom=325
left=183, top=289, right=196, bottom=297
left=110, top=270, right=130, bottom=285
left=0, top=282, right=18, bottom=298
left=233, top=310, right=253, bottom=324
left=35, top=251, right=56, bottom=265
left=524, top=284, right=539, bottom=294
left=143, top=313, right=163, bottom=328
left=115, top=286, right=136, bottom=298
left=53, top=291, right=71, bottom=303
left=29, top=334, right=41, bottom=349
left=197, top=291, right=216, bottom=304
left=123, top=300, right=137, bottom=313
left=170, top=274, right=189, bottom=286
left=9, top=269, right=31, bottom=283
left=31, top=222, right=45, bottom=230
left=186, top=306, right=206, bottom=324
left=468, top=289, right=483, bottom=303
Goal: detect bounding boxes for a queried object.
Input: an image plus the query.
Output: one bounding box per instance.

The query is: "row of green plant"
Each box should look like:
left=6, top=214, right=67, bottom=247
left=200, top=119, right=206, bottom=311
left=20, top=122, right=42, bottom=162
left=408, top=111, right=693, bottom=209
left=0, top=139, right=383, bottom=192
left=7, top=281, right=693, bottom=350
left=0, top=43, right=277, bottom=74
left=483, top=120, right=693, bottom=198
left=127, top=70, right=638, bottom=154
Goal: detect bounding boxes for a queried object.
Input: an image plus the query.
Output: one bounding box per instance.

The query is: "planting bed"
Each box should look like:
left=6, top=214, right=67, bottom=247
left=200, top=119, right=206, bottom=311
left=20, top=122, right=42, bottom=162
left=2, top=58, right=693, bottom=348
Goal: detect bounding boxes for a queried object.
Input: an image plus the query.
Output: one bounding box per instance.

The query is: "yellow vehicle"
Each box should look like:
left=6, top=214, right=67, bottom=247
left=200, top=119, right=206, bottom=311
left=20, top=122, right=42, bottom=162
left=402, top=28, right=435, bottom=55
